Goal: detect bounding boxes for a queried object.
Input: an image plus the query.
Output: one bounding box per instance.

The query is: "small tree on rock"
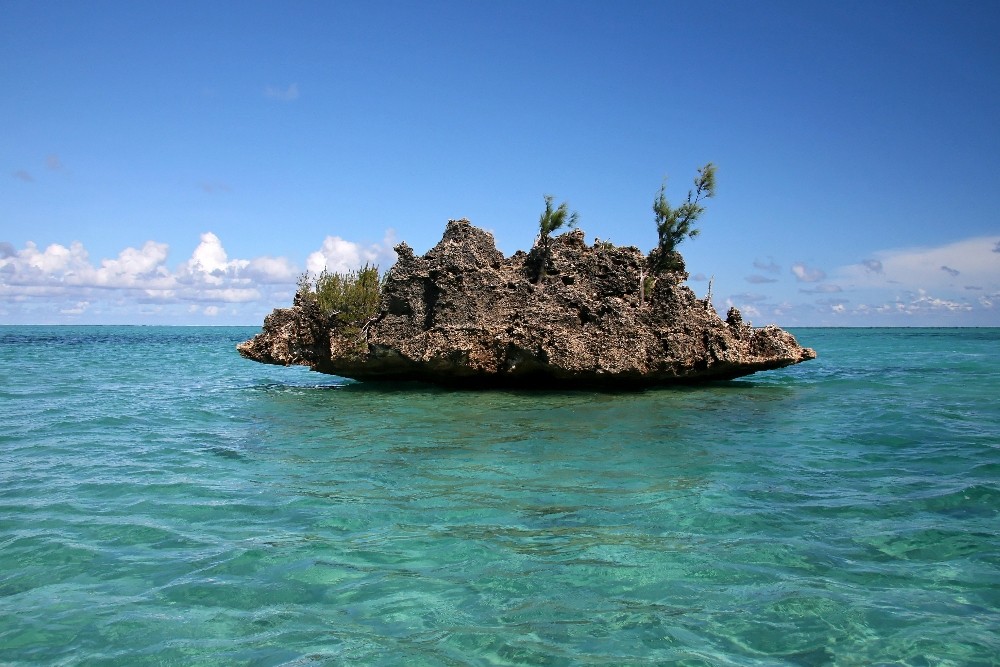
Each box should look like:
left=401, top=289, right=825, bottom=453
left=533, top=194, right=578, bottom=280
left=538, top=194, right=579, bottom=244
left=649, top=163, right=716, bottom=273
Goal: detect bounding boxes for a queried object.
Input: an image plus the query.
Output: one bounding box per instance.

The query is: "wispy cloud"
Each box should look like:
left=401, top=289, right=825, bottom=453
left=840, top=289, right=990, bottom=322
left=838, top=236, right=1000, bottom=290
left=715, top=236, right=1000, bottom=325
left=60, top=300, right=90, bottom=315
left=264, top=83, right=299, bottom=101
left=729, top=292, right=769, bottom=304
left=808, top=237, right=1000, bottom=324
left=198, top=181, right=232, bottom=194
left=791, top=262, right=826, bottom=283
left=904, top=290, right=974, bottom=313
left=861, top=258, right=883, bottom=274
left=753, top=258, right=781, bottom=274
left=940, top=265, right=960, bottom=277
left=800, top=283, right=843, bottom=294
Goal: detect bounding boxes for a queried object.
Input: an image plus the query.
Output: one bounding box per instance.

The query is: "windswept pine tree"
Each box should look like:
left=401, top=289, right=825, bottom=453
left=649, top=163, right=716, bottom=273
left=537, top=194, right=579, bottom=244
left=533, top=194, right=579, bottom=280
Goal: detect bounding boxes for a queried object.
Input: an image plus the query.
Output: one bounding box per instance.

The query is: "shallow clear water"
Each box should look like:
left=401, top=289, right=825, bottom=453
left=1, top=326, right=997, bottom=666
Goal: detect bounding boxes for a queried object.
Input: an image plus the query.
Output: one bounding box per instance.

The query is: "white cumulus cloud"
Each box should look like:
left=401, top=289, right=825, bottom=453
left=0, top=232, right=299, bottom=320
left=245, top=256, right=299, bottom=284
left=0, top=228, right=401, bottom=322
left=93, top=241, right=171, bottom=288
left=178, top=232, right=249, bottom=285
left=306, top=229, right=397, bottom=276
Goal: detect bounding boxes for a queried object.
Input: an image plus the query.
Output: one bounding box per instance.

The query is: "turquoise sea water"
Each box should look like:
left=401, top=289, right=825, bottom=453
left=0, top=326, right=997, bottom=666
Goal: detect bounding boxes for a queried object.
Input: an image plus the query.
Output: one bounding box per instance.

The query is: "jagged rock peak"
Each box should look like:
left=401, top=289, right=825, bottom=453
left=422, top=218, right=505, bottom=270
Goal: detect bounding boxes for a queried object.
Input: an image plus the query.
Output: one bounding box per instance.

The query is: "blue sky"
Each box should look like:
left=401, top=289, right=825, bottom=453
left=2, top=0, right=998, bottom=326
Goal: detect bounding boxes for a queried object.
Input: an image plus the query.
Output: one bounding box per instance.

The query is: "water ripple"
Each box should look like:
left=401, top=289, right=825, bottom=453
left=0, top=326, right=997, bottom=664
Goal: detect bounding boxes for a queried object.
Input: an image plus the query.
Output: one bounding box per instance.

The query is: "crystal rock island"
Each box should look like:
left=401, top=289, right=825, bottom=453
left=238, top=219, right=815, bottom=388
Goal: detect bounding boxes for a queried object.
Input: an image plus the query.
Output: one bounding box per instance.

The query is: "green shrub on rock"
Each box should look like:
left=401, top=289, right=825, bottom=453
left=296, top=263, right=384, bottom=325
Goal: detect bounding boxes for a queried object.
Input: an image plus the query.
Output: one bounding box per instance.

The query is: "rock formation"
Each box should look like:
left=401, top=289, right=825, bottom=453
left=238, top=219, right=815, bottom=387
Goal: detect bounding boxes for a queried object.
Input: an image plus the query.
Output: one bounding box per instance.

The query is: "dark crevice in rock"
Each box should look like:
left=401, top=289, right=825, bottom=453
left=422, top=279, right=441, bottom=330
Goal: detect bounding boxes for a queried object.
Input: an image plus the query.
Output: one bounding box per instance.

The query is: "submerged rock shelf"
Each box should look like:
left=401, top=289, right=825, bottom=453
left=238, top=219, right=815, bottom=388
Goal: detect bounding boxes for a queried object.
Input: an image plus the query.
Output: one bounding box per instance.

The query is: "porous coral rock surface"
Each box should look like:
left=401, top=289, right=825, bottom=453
left=238, top=219, right=815, bottom=387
